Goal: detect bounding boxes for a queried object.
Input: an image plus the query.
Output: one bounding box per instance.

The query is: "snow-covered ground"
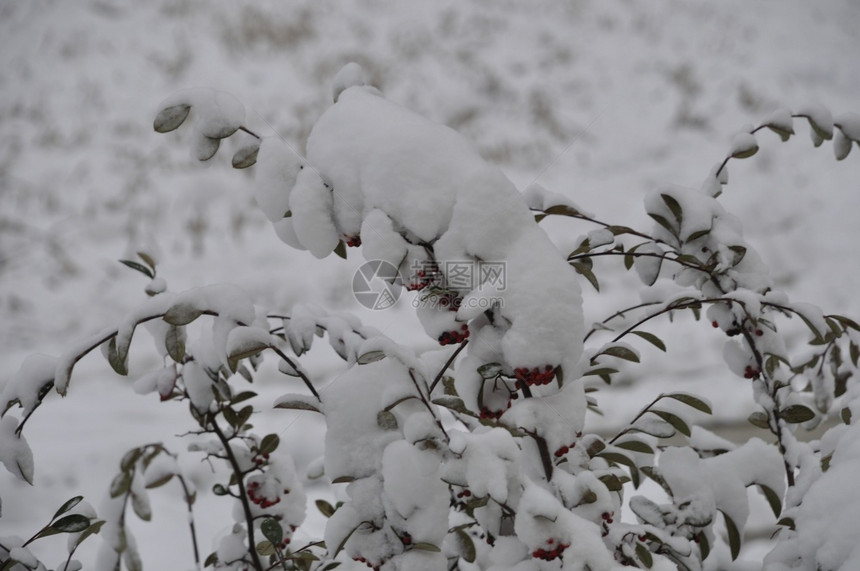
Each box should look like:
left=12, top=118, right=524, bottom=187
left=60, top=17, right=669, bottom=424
left=1, top=0, right=858, bottom=567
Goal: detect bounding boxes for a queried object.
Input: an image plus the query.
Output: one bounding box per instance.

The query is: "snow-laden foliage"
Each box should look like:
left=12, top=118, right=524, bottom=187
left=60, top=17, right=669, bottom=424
left=3, top=64, right=860, bottom=571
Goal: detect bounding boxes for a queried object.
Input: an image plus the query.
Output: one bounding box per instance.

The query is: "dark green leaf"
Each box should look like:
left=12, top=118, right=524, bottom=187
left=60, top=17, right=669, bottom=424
left=728, top=245, right=747, bottom=266
left=650, top=410, right=691, bottom=437
left=636, top=543, right=654, bottom=568
left=213, top=484, right=229, bottom=496
left=748, top=411, right=770, bottom=429
left=842, top=407, right=853, bottom=425
left=543, top=204, right=581, bottom=217
left=571, top=262, right=600, bottom=292
left=204, top=552, right=219, bottom=567
left=615, top=439, right=655, bottom=455
left=600, top=345, right=640, bottom=363
left=163, top=304, right=203, bottom=326
left=598, top=451, right=640, bottom=488
left=131, top=491, right=151, bottom=521
left=231, top=391, right=257, bottom=405
left=261, top=518, right=284, bottom=545
left=110, top=471, right=132, bottom=498
left=586, top=439, right=606, bottom=458
left=235, top=405, right=253, bottom=428
left=119, top=260, right=155, bottom=279
left=631, top=331, right=667, bottom=352
left=260, top=433, right=280, bottom=455
left=721, top=511, right=742, bottom=560
left=145, top=472, right=174, bottom=489
left=256, top=540, right=276, bottom=556
left=53, top=496, right=84, bottom=521
left=232, top=142, right=260, bottom=169
left=107, top=337, right=128, bottom=376
left=165, top=325, right=186, bottom=363
left=777, top=517, right=795, bottom=530
left=648, top=213, right=677, bottom=237
left=316, top=499, right=336, bottom=518
left=664, top=393, right=712, bottom=415
left=686, top=227, right=712, bottom=242
left=154, top=103, right=191, bottom=133
left=333, top=241, right=348, bottom=260
left=698, top=531, right=711, bottom=560
left=780, top=404, right=815, bottom=424
left=51, top=514, right=91, bottom=534
left=758, top=485, right=782, bottom=517
left=72, top=519, right=105, bottom=551
left=412, top=542, right=441, bottom=552
left=377, top=410, right=398, bottom=431
left=661, top=194, right=683, bottom=225
left=357, top=350, right=386, bottom=365
left=455, top=529, right=476, bottom=563
left=274, top=399, right=322, bottom=413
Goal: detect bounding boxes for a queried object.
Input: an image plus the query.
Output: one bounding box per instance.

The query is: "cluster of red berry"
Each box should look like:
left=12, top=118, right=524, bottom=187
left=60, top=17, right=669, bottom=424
left=455, top=489, right=472, bottom=499
left=514, top=365, right=556, bottom=387
left=478, top=403, right=510, bottom=419
left=400, top=532, right=412, bottom=546
left=246, top=480, right=289, bottom=509
left=532, top=538, right=570, bottom=561
left=438, top=324, right=469, bottom=345
left=345, top=235, right=361, bottom=248
left=553, top=441, right=576, bottom=458
left=406, top=267, right=439, bottom=291
left=352, top=556, right=380, bottom=570
left=252, top=452, right=270, bottom=466
left=743, top=365, right=761, bottom=379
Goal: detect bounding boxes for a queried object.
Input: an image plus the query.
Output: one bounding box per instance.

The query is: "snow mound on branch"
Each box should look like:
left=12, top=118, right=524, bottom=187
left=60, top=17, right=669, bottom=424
left=259, top=64, right=584, bottom=374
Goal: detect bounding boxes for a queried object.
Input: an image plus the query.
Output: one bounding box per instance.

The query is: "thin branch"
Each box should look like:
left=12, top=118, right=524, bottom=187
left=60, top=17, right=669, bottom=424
left=428, top=340, right=469, bottom=394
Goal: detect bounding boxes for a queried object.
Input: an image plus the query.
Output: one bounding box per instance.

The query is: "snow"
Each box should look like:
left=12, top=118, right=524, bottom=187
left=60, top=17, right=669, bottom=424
left=2, top=0, right=860, bottom=569
left=1, top=353, right=57, bottom=416
left=0, top=415, right=33, bottom=485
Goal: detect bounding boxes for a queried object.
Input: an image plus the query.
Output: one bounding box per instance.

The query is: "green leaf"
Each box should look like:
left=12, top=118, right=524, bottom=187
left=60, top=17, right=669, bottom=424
left=648, top=212, right=677, bottom=237
left=777, top=517, right=795, bottom=530
left=615, top=439, right=655, bottom=455
left=231, top=391, right=257, bottom=405
left=71, top=519, right=105, bottom=551
left=758, top=485, right=782, bottom=517
left=377, top=410, right=398, bottom=431
left=543, top=204, right=582, bottom=217
left=53, top=496, right=84, bottom=521
left=261, top=518, right=284, bottom=545
left=274, top=399, right=322, bottom=413
left=357, top=350, right=386, bottom=365
left=212, top=484, right=229, bottom=496
left=165, top=325, right=186, bottom=363
left=780, top=404, right=815, bottom=424
left=119, top=259, right=155, bottom=279
left=650, top=410, right=691, bottom=437
left=841, top=407, right=852, bottom=425
left=635, top=543, right=654, bottom=568
left=256, top=540, right=276, bottom=556
left=260, top=434, right=280, bottom=455
left=412, top=542, right=441, bottom=552
left=721, top=511, right=742, bottom=560
left=849, top=341, right=859, bottom=367
left=661, top=193, right=683, bottom=225
left=631, top=331, right=667, bottom=352
left=598, top=451, right=640, bottom=488
left=571, top=261, right=600, bottom=292
left=748, top=411, right=770, bottom=430
left=331, top=475, right=356, bottom=484
left=600, top=345, right=640, bottom=363
left=110, top=471, right=132, bottom=498
left=154, top=103, right=191, bottom=133
left=728, top=245, right=747, bottom=266
left=664, top=393, right=712, bottom=415
left=686, top=227, right=712, bottom=242
left=145, top=472, right=174, bottom=489
left=131, top=491, right=151, bottom=521
left=163, top=303, right=203, bottom=326
left=235, top=405, right=253, bottom=428
left=455, top=529, right=476, bottom=563
left=107, top=337, right=128, bottom=376
left=316, top=499, right=336, bottom=518
left=232, top=142, right=260, bottom=169
left=204, top=552, right=219, bottom=567
left=334, top=241, right=348, bottom=260
left=698, top=531, right=711, bottom=560
left=120, top=448, right=143, bottom=472
left=50, top=514, right=91, bottom=534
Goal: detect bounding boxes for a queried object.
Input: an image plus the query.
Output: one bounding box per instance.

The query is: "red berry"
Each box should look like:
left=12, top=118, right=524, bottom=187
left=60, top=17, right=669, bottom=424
left=712, top=320, right=719, bottom=328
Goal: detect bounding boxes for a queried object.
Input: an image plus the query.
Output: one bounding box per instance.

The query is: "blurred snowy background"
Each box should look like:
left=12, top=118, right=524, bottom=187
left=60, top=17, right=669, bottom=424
left=1, top=0, right=858, bottom=567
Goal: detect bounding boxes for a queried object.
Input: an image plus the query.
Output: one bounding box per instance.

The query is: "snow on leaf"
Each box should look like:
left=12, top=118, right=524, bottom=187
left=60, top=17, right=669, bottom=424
left=729, top=132, right=759, bottom=159
left=153, top=103, right=190, bottom=133
left=0, top=416, right=34, bottom=484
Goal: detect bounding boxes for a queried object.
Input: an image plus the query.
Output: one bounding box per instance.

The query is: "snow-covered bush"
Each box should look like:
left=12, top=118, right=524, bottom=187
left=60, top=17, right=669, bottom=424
left=3, top=64, right=860, bottom=570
